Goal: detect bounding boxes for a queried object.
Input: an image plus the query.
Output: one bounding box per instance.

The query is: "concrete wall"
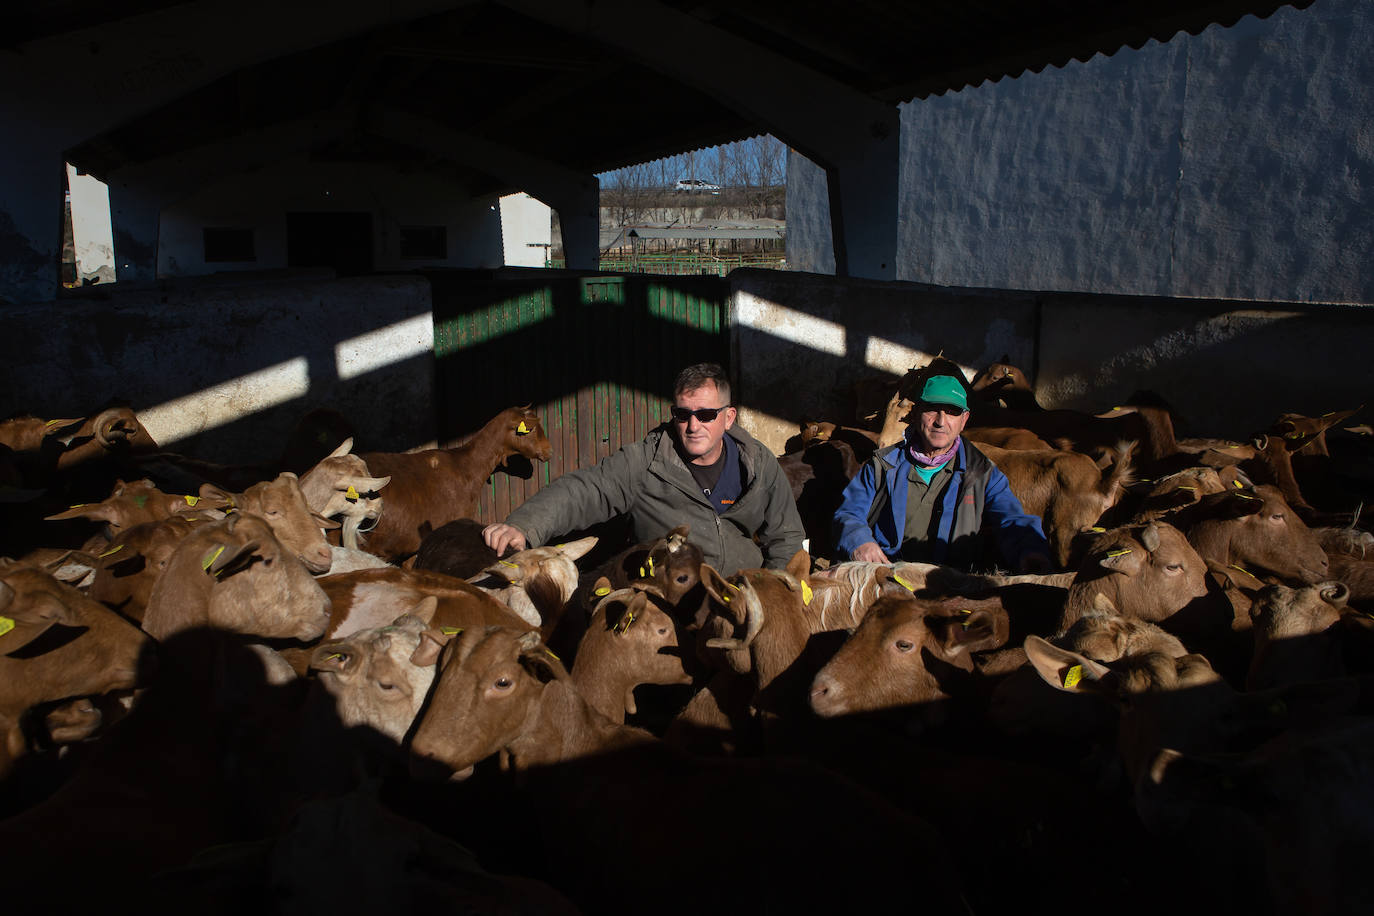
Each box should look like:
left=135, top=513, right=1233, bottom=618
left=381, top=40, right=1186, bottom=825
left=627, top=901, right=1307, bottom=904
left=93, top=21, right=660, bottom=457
left=499, top=193, right=553, bottom=267
left=0, top=274, right=437, bottom=463
left=788, top=0, right=1374, bottom=305
left=726, top=270, right=1374, bottom=455
left=157, top=159, right=505, bottom=277
left=728, top=270, right=1037, bottom=453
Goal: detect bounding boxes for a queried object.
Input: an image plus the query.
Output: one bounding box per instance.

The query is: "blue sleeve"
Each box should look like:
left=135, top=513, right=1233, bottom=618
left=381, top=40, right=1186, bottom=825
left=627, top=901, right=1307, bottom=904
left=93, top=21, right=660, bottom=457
left=981, top=465, right=1050, bottom=568
left=832, top=460, right=882, bottom=559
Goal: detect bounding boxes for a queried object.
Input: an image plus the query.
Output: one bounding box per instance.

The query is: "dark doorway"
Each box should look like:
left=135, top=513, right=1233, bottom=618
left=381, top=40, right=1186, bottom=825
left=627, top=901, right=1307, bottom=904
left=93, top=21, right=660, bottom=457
left=286, top=212, right=373, bottom=275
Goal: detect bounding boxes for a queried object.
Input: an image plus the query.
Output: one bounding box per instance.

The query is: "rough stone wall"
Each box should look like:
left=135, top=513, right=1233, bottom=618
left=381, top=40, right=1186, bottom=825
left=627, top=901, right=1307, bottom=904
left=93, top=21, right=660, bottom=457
left=0, top=275, right=437, bottom=463
left=788, top=0, right=1374, bottom=304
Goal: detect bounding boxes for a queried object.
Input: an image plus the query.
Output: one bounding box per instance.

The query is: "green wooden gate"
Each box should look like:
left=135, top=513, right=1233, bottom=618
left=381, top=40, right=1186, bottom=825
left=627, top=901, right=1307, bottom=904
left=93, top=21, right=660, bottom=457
left=429, top=270, right=731, bottom=524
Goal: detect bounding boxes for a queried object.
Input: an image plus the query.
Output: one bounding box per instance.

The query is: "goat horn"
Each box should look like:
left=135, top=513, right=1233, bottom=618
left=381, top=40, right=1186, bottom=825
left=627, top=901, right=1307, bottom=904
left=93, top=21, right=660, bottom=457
left=91, top=408, right=131, bottom=447
left=326, top=437, right=354, bottom=459
left=1140, top=523, right=1161, bottom=553
left=705, top=586, right=766, bottom=652
left=1321, top=581, right=1350, bottom=607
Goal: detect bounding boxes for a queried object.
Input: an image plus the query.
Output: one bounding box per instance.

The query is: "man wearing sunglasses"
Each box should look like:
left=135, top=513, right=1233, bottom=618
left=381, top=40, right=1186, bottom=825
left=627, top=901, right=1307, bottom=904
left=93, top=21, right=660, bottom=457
left=483, top=363, right=803, bottom=575
left=833, top=374, right=1050, bottom=573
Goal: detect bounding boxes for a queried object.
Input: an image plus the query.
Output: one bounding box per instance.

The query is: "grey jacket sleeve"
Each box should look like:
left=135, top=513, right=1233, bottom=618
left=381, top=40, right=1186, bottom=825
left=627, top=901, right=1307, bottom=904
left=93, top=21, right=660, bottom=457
left=501, top=441, right=649, bottom=546
left=751, top=450, right=807, bottom=569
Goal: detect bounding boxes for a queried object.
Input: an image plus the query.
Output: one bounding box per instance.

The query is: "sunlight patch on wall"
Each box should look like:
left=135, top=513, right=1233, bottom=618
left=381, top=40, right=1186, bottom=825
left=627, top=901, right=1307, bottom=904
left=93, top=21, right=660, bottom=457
left=139, top=357, right=310, bottom=445
left=335, top=314, right=433, bottom=380
left=734, top=292, right=846, bottom=356
left=863, top=337, right=975, bottom=380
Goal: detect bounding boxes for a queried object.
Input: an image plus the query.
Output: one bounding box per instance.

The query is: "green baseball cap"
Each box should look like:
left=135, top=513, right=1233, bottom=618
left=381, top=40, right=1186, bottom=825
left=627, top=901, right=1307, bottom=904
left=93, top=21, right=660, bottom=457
left=917, top=375, right=968, bottom=411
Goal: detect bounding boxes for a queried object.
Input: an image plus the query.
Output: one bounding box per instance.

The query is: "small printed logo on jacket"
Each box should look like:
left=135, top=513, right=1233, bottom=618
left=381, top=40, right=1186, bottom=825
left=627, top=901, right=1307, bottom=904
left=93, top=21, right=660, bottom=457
left=720, top=499, right=735, bottom=506
left=962, top=493, right=975, bottom=505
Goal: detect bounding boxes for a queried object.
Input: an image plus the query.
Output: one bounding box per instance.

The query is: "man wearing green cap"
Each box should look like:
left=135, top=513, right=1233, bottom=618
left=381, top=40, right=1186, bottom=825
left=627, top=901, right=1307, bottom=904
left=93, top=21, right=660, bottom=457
left=833, top=374, right=1050, bottom=572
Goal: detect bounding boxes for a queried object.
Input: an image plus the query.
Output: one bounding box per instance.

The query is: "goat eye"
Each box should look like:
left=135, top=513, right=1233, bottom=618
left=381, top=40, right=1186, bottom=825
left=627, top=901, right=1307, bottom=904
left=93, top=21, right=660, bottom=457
left=494, top=677, right=513, bottom=689
left=1271, top=513, right=1285, bottom=522
left=377, top=682, right=395, bottom=692
left=895, top=639, right=914, bottom=652
left=676, top=574, right=689, bottom=584
left=1164, top=563, right=1183, bottom=573
left=657, top=626, right=669, bottom=636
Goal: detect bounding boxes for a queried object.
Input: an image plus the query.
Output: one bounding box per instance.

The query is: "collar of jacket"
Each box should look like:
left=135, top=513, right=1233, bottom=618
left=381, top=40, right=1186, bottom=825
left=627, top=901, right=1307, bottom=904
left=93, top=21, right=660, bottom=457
left=648, top=423, right=760, bottom=500
left=875, top=436, right=967, bottom=475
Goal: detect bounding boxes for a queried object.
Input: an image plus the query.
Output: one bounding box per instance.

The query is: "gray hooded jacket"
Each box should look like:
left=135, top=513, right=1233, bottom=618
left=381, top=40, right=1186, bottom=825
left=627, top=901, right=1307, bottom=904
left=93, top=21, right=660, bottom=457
left=503, top=423, right=804, bottom=575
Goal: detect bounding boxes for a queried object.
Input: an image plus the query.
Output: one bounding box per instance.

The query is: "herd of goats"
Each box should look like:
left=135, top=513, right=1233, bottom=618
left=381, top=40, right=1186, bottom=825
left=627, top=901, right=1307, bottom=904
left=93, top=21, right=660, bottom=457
left=1, top=355, right=1372, bottom=915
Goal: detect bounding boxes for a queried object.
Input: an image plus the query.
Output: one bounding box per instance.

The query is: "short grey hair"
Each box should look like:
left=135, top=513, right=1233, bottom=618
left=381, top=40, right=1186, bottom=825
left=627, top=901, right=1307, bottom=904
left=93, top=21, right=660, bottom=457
left=673, top=363, right=732, bottom=405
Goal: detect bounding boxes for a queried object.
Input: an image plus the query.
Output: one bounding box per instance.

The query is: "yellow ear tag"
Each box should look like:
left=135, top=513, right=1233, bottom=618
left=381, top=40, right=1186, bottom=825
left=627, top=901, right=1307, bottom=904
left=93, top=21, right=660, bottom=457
left=1235, top=493, right=1257, bottom=501
left=499, top=559, right=519, bottom=569
left=516, top=421, right=530, bottom=435
left=615, top=611, right=636, bottom=635
left=45, top=419, right=63, bottom=427
left=1089, top=527, right=1106, bottom=533
left=1176, top=486, right=1196, bottom=491
left=1063, top=665, right=1083, bottom=688
left=99, top=544, right=124, bottom=558
left=0, top=616, right=13, bottom=638
left=183, top=495, right=200, bottom=506
left=439, top=626, right=463, bottom=636
left=1285, top=432, right=1303, bottom=439
left=1228, top=564, right=1260, bottom=582
left=1106, top=548, right=1132, bottom=558
left=959, top=609, right=974, bottom=628
left=322, top=653, right=343, bottom=662
left=202, top=545, right=225, bottom=571
left=638, top=566, right=646, bottom=578
left=68, top=503, right=88, bottom=509
left=345, top=486, right=359, bottom=502
left=545, top=648, right=560, bottom=661
left=892, top=575, right=915, bottom=592
left=594, top=586, right=611, bottom=597
left=800, top=581, right=813, bottom=606
left=1233, top=480, right=1243, bottom=488
left=647, top=557, right=655, bottom=574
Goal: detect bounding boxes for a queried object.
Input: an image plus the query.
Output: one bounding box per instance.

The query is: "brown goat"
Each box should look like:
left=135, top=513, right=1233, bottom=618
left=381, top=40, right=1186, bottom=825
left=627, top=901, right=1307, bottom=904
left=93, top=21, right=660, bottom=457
left=1058, top=522, right=1209, bottom=634
left=202, top=472, right=337, bottom=575
left=978, top=441, right=1136, bottom=569
left=298, top=438, right=390, bottom=551
left=141, top=514, right=331, bottom=642
left=361, top=406, right=553, bottom=561
left=319, top=567, right=532, bottom=641
left=1183, top=484, right=1330, bottom=584
left=0, top=560, right=152, bottom=778
left=407, top=626, right=958, bottom=915
left=809, top=589, right=1010, bottom=723
left=1246, top=581, right=1356, bottom=690
left=87, top=517, right=200, bottom=621
left=569, top=584, right=692, bottom=723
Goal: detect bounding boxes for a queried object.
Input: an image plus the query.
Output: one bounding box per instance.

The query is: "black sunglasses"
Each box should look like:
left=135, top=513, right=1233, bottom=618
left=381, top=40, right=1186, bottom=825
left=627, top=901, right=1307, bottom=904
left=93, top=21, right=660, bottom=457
left=670, top=405, right=732, bottom=424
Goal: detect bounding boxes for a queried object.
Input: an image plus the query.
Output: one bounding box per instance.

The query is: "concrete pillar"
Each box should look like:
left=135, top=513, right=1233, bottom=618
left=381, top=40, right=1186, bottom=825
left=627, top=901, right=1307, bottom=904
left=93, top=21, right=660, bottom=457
left=821, top=113, right=901, bottom=280
left=498, top=0, right=900, bottom=281
left=0, top=130, right=65, bottom=304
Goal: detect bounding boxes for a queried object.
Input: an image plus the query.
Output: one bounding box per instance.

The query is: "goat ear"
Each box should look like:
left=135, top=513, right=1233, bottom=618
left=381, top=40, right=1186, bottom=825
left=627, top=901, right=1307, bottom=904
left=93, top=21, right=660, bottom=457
left=312, top=512, right=342, bottom=530
left=589, top=576, right=614, bottom=603
left=202, top=539, right=257, bottom=577
left=326, top=437, right=354, bottom=459
left=410, top=629, right=451, bottom=667
left=309, top=643, right=355, bottom=674
left=555, top=536, right=597, bottom=563
left=1098, top=546, right=1144, bottom=576
left=1207, top=488, right=1265, bottom=520
left=875, top=566, right=919, bottom=598
left=699, top=563, right=733, bottom=608
left=1024, top=636, right=1112, bottom=694
left=934, top=606, right=1010, bottom=655
left=408, top=595, right=439, bottom=625
left=610, top=591, right=649, bottom=636
left=1092, top=592, right=1122, bottom=615
left=784, top=548, right=811, bottom=582
left=45, top=501, right=116, bottom=523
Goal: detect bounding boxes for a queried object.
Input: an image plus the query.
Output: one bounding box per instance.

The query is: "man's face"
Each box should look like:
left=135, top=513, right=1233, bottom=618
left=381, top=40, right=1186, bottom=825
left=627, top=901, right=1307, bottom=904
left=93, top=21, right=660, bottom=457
left=913, top=404, right=969, bottom=454
left=673, top=381, right=735, bottom=465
